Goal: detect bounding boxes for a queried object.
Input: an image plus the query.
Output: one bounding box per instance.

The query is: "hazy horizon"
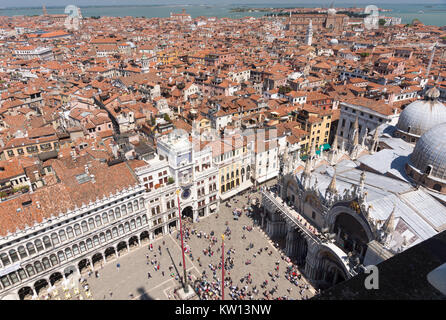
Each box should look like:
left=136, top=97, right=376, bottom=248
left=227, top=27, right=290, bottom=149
left=1, top=0, right=445, bottom=9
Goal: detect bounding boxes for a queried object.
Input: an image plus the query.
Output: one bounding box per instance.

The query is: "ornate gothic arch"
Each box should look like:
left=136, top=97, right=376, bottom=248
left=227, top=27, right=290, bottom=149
left=326, top=203, right=375, bottom=243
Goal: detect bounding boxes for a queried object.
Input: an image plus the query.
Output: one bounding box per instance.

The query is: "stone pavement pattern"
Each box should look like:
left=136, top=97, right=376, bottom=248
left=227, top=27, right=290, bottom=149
left=83, top=180, right=315, bottom=300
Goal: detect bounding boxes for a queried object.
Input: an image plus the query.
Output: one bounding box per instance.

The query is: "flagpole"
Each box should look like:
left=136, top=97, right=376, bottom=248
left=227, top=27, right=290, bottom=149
left=176, top=189, right=188, bottom=293
left=221, top=234, right=225, bottom=300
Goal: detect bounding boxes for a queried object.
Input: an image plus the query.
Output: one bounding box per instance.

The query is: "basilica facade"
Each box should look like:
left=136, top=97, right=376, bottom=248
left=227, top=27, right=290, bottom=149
left=261, top=87, right=446, bottom=289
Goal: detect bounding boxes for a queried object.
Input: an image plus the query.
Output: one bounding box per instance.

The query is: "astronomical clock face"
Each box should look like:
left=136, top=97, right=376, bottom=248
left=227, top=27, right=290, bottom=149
left=181, top=188, right=191, bottom=200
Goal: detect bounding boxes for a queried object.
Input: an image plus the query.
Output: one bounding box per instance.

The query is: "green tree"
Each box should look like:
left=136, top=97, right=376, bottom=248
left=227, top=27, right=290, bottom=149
left=168, top=177, right=175, bottom=185
left=379, top=19, right=386, bottom=26
left=163, top=114, right=171, bottom=122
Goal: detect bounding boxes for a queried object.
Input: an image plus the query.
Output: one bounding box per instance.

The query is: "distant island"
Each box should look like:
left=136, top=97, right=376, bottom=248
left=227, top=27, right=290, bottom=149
left=230, top=7, right=272, bottom=13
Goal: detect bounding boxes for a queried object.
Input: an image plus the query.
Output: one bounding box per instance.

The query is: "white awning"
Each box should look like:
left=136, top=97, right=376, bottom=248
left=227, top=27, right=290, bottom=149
left=220, top=180, right=253, bottom=201
left=210, top=204, right=217, bottom=211
left=0, top=262, right=21, bottom=277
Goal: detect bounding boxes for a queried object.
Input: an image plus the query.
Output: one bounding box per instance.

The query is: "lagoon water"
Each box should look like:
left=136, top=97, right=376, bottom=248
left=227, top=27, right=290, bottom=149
left=0, top=3, right=445, bottom=26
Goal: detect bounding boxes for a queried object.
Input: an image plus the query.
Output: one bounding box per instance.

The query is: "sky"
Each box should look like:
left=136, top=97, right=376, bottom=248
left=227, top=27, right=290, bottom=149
left=1, top=0, right=444, bottom=8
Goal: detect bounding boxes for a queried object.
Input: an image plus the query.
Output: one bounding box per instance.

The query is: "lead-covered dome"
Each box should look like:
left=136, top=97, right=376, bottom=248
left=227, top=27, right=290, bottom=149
left=396, top=87, right=446, bottom=137
left=410, top=122, right=446, bottom=180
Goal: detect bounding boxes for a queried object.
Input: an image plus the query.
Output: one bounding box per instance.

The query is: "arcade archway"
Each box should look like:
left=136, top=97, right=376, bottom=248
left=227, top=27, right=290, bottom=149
left=129, top=236, right=139, bottom=249
left=140, top=231, right=150, bottom=243
left=182, top=206, right=193, bottom=223
left=78, top=259, right=91, bottom=273
left=316, top=250, right=348, bottom=289
left=18, top=286, right=33, bottom=300
left=34, top=279, right=49, bottom=296
left=333, top=212, right=370, bottom=258
left=117, top=241, right=128, bottom=255
left=92, top=253, right=104, bottom=267
left=49, top=272, right=63, bottom=286
left=104, top=247, right=116, bottom=261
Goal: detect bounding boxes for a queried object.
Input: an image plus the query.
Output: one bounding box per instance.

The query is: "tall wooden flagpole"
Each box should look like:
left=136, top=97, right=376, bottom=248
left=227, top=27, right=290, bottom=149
left=176, top=189, right=188, bottom=293
left=221, top=234, right=225, bottom=300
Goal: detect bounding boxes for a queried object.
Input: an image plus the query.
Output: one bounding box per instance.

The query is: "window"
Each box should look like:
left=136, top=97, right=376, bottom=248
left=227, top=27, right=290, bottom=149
left=43, top=236, right=52, bottom=249
left=102, top=213, right=109, bottom=223
left=125, top=222, right=130, bottom=232
left=115, top=208, right=121, bottom=219
left=106, top=231, right=112, bottom=241
left=86, top=239, right=93, bottom=249
left=9, top=249, right=19, bottom=263
left=18, top=246, right=27, bottom=259
left=72, top=245, right=79, bottom=256
left=136, top=217, right=142, bottom=227
left=35, top=239, right=44, bottom=252
left=130, top=220, right=136, bottom=230
left=93, top=236, right=100, bottom=246
left=59, top=230, right=67, bottom=242
left=140, top=199, right=145, bottom=209
left=26, top=265, right=35, bottom=277
left=118, top=225, right=124, bottom=235
left=9, top=272, right=19, bottom=284
left=100, top=233, right=106, bottom=243
left=26, top=146, right=38, bottom=153
left=74, top=224, right=81, bottom=236
left=112, top=228, right=118, bottom=238
left=122, top=205, right=127, bottom=216
left=109, top=211, right=115, bottom=222
left=42, top=257, right=51, bottom=270
left=128, top=203, right=133, bottom=214
left=50, top=254, right=58, bottom=266
left=142, top=215, right=148, bottom=225
left=79, top=242, right=86, bottom=253
left=134, top=200, right=139, bottom=211
left=27, top=243, right=36, bottom=255
left=65, top=248, right=73, bottom=259
left=0, top=276, right=10, bottom=288
left=50, top=233, right=59, bottom=246
left=67, top=227, right=74, bottom=239
left=58, top=251, right=65, bottom=262
left=34, top=261, right=43, bottom=273
left=0, top=253, right=10, bottom=266
left=17, top=268, right=27, bottom=280
left=88, top=218, right=95, bottom=230
left=81, top=221, right=89, bottom=232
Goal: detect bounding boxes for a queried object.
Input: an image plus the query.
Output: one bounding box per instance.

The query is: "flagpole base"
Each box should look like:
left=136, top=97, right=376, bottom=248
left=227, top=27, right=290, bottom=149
left=177, top=285, right=195, bottom=300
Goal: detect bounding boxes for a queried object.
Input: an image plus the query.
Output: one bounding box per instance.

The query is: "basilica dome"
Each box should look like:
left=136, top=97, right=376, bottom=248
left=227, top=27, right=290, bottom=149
left=410, top=122, right=446, bottom=181
left=396, top=87, right=446, bottom=138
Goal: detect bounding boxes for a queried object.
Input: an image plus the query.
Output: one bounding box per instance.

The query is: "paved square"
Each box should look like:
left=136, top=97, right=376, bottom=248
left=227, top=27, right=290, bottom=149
left=83, top=180, right=315, bottom=300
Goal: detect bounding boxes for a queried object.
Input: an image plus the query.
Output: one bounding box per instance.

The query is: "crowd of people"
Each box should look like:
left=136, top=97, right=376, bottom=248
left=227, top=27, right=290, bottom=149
left=180, top=189, right=314, bottom=300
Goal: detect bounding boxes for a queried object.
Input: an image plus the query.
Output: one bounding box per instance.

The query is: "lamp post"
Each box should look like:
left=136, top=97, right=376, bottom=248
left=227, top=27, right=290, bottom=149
left=176, top=189, right=188, bottom=293
left=221, top=234, right=225, bottom=300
